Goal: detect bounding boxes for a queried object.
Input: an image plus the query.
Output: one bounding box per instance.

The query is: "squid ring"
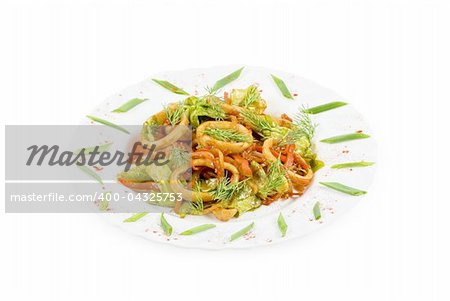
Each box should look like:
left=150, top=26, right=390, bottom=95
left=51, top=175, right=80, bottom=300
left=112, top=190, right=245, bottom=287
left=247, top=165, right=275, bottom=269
left=196, top=121, right=253, bottom=154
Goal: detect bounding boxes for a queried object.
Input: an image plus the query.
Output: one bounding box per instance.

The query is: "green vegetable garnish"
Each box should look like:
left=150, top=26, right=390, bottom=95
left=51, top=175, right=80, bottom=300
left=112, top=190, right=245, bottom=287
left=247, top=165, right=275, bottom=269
left=230, top=85, right=267, bottom=113
left=185, top=95, right=226, bottom=127
left=169, top=147, right=190, bottom=169
left=213, top=178, right=247, bottom=201
left=320, top=182, right=367, bottom=196
left=210, top=67, right=244, bottom=94
left=271, top=74, right=294, bottom=99
left=277, top=213, right=288, bottom=237
left=230, top=222, right=254, bottom=241
left=259, top=160, right=288, bottom=198
left=112, top=98, right=148, bottom=113
left=86, top=115, right=130, bottom=134
left=283, top=108, right=317, bottom=145
left=241, top=85, right=261, bottom=108
left=123, top=212, right=148, bottom=222
left=331, top=161, right=375, bottom=169
left=160, top=212, right=173, bottom=236
left=304, top=102, right=347, bottom=114
left=152, top=79, right=189, bottom=95
left=240, top=109, right=287, bottom=139
left=99, top=192, right=110, bottom=211
left=320, top=132, right=370, bottom=144
left=311, top=160, right=325, bottom=172
left=180, top=224, right=216, bottom=235
left=164, top=104, right=185, bottom=125
left=76, top=165, right=103, bottom=184
left=313, top=202, right=321, bottom=220
left=204, top=128, right=252, bottom=143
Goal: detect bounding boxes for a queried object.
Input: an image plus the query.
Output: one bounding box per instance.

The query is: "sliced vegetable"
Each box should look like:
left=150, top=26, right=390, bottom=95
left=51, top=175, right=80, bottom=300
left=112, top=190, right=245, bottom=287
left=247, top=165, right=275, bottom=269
left=160, top=212, right=173, bottom=236
left=86, top=115, right=130, bottom=134
left=230, top=85, right=267, bottom=113
left=320, top=132, right=370, bottom=144
left=320, top=182, right=367, bottom=196
left=240, top=109, right=288, bottom=140
left=271, top=74, right=294, bottom=99
left=152, top=79, right=189, bottom=95
left=204, top=127, right=252, bottom=143
left=99, top=192, right=110, bottom=211
left=258, top=160, right=289, bottom=198
left=123, top=212, right=148, bottom=222
left=230, top=222, right=254, bottom=241
left=179, top=224, right=216, bottom=235
left=112, top=98, right=148, bottom=113
left=76, top=165, right=103, bottom=184
left=331, top=161, right=375, bottom=169
left=311, top=159, right=325, bottom=172
left=304, top=101, right=347, bottom=114
left=210, top=67, right=244, bottom=94
left=277, top=213, right=288, bottom=237
left=313, top=202, right=321, bottom=220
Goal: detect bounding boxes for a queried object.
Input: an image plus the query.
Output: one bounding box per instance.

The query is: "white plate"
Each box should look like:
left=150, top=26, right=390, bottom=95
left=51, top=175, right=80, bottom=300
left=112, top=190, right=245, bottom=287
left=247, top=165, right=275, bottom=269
left=88, top=66, right=377, bottom=249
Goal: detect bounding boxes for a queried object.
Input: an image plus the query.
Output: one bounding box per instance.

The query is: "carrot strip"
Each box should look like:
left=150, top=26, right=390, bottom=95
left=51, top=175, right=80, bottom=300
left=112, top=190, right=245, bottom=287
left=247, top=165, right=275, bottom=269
left=284, top=144, right=295, bottom=167
left=231, top=154, right=253, bottom=178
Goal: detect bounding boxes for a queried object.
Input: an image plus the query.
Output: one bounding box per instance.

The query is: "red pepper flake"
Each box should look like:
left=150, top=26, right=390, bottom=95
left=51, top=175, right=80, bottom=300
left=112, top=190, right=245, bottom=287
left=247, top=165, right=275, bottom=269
left=293, top=93, right=298, bottom=96
left=356, top=130, right=363, bottom=133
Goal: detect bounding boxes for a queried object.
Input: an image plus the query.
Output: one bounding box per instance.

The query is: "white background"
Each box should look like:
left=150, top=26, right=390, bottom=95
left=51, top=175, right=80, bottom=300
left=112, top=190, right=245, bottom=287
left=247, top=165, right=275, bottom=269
left=1, top=0, right=449, bottom=300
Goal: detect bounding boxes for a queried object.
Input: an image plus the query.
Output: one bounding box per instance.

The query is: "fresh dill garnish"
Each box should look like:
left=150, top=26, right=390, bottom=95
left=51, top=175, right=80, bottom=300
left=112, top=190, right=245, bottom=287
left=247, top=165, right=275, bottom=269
left=170, top=147, right=190, bottom=167
left=213, top=178, right=247, bottom=201
left=282, top=107, right=317, bottom=145
left=204, top=128, right=252, bottom=143
left=187, top=96, right=226, bottom=127
left=294, top=107, right=316, bottom=141
left=204, top=85, right=216, bottom=95
left=258, top=160, right=286, bottom=198
left=188, top=180, right=205, bottom=214
left=241, top=85, right=260, bottom=108
left=198, top=96, right=226, bottom=120
left=164, top=104, right=184, bottom=125
left=189, top=199, right=204, bottom=214
left=240, top=109, right=283, bottom=138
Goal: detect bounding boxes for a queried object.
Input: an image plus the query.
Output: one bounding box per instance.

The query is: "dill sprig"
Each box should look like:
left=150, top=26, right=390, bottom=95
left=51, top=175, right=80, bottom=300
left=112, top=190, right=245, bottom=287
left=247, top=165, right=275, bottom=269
left=294, top=107, right=316, bottom=141
left=200, top=96, right=226, bottom=119
left=259, top=160, right=286, bottom=198
left=189, top=96, right=226, bottom=122
left=213, top=178, right=247, bottom=201
left=170, top=147, right=190, bottom=167
left=204, top=85, right=216, bottom=95
left=240, top=109, right=283, bottom=138
left=164, top=104, right=184, bottom=125
left=282, top=107, right=317, bottom=145
left=204, top=128, right=252, bottom=143
left=187, top=180, right=205, bottom=214
left=242, top=85, right=260, bottom=108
